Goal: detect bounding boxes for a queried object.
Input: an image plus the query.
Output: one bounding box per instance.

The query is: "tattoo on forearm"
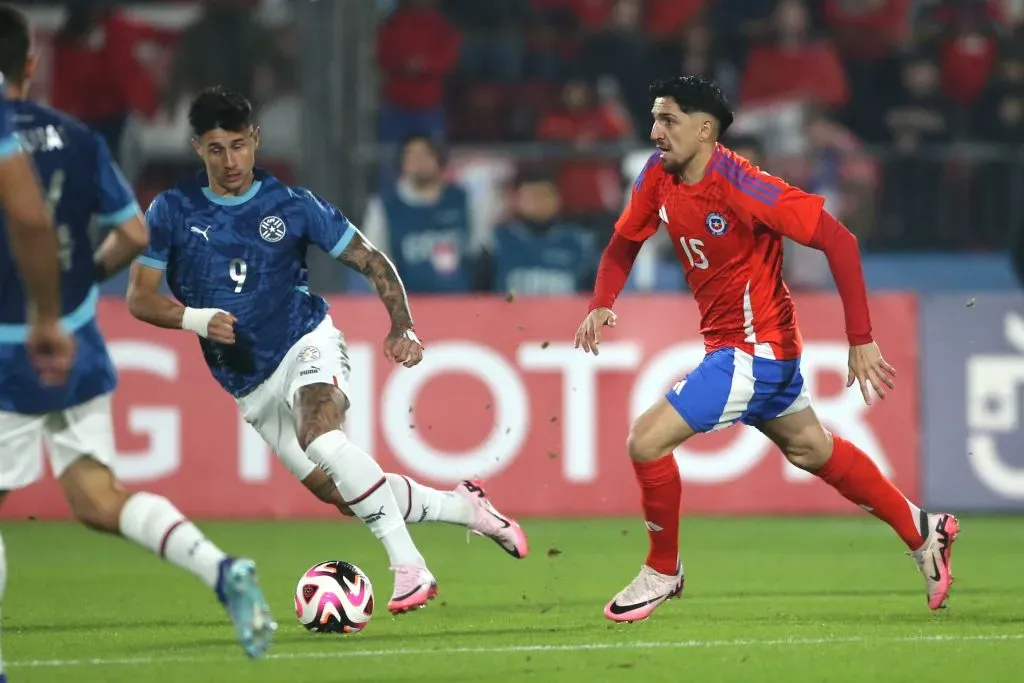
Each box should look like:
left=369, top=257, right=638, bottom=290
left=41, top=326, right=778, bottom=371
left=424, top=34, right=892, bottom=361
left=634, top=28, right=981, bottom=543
left=340, top=234, right=413, bottom=328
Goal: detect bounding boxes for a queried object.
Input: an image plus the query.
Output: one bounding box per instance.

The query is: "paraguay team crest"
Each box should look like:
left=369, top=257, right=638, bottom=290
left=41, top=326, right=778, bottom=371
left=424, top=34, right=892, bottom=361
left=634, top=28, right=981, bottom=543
left=705, top=212, right=728, bottom=236
left=259, top=215, right=287, bottom=243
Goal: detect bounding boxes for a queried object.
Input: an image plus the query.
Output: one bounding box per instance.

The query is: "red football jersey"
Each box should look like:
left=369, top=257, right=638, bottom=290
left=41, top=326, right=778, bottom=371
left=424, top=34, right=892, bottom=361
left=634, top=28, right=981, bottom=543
left=616, top=144, right=825, bottom=360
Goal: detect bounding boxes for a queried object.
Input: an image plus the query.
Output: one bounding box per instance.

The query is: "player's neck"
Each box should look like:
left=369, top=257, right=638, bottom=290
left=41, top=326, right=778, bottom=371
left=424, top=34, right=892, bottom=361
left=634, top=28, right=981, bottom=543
left=209, top=172, right=256, bottom=197
left=680, top=145, right=716, bottom=186
left=2, top=84, right=27, bottom=101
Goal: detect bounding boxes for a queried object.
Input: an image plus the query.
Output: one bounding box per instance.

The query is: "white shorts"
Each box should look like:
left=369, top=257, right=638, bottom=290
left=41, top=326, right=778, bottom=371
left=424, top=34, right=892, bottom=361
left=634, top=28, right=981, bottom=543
left=0, top=393, right=116, bottom=490
left=236, top=315, right=351, bottom=480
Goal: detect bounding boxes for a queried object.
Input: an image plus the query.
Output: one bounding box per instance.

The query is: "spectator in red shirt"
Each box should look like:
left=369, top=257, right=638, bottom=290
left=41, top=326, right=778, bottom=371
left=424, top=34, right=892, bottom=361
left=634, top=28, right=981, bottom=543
left=918, top=0, right=1005, bottom=106
left=536, top=79, right=632, bottom=216
left=740, top=0, right=850, bottom=110
left=825, top=0, right=911, bottom=61
left=536, top=79, right=633, bottom=145
left=51, top=0, right=167, bottom=162
left=377, top=0, right=461, bottom=144
left=645, top=0, right=708, bottom=41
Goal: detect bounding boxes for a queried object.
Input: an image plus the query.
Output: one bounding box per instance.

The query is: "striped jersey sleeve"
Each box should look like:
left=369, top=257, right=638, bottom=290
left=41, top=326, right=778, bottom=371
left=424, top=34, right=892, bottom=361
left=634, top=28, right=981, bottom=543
left=713, top=149, right=825, bottom=245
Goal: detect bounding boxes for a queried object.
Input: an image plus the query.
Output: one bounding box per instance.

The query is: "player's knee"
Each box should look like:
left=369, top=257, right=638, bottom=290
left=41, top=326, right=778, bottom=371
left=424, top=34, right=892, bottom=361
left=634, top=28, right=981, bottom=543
left=626, top=424, right=663, bottom=463
left=782, top=432, right=834, bottom=471
left=59, top=458, right=129, bottom=533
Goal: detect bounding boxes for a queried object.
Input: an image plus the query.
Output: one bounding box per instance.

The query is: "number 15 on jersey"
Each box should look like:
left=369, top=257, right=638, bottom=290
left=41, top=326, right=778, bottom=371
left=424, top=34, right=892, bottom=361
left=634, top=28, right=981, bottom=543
left=680, top=237, right=708, bottom=270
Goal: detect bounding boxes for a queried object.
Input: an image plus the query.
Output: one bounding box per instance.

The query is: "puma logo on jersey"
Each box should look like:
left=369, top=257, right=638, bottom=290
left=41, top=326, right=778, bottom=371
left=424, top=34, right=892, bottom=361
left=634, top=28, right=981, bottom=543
left=659, top=205, right=669, bottom=224
left=190, top=225, right=211, bottom=241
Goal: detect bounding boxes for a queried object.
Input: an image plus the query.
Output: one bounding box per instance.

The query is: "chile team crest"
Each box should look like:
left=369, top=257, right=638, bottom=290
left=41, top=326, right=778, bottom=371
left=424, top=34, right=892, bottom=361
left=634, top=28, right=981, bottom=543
left=705, top=212, right=728, bottom=236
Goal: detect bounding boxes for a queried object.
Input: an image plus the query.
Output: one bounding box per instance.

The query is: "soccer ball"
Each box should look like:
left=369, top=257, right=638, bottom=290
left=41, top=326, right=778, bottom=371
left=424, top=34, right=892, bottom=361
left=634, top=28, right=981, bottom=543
left=295, top=561, right=374, bottom=633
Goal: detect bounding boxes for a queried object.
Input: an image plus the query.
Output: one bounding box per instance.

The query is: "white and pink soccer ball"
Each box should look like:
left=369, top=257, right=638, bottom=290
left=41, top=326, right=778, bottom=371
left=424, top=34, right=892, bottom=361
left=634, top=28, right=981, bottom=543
left=295, top=561, right=374, bottom=633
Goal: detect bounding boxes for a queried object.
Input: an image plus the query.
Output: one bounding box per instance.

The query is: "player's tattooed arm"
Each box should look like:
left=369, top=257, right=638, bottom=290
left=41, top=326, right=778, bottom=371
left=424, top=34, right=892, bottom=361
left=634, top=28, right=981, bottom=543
left=338, top=228, right=423, bottom=366
left=337, top=228, right=414, bottom=329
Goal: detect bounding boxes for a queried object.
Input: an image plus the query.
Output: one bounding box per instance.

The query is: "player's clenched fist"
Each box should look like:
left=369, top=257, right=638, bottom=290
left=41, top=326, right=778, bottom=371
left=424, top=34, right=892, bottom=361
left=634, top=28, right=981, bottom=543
left=207, top=311, right=237, bottom=345
left=574, top=307, right=617, bottom=356
left=26, top=320, right=75, bottom=386
left=847, top=341, right=896, bottom=405
left=385, top=326, right=424, bottom=368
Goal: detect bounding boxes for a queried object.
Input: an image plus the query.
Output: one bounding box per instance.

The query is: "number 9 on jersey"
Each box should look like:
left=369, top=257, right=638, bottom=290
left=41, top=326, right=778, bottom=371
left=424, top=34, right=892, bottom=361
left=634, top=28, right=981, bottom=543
left=229, top=258, right=247, bottom=293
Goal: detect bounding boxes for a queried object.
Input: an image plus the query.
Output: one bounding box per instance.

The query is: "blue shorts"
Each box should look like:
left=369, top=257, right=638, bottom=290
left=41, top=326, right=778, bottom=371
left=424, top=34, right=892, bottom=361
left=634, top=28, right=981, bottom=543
left=666, top=347, right=811, bottom=433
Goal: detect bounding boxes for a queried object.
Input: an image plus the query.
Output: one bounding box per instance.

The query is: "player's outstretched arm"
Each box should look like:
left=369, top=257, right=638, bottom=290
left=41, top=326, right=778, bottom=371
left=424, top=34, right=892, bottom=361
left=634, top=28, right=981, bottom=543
left=574, top=233, right=643, bottom=355
left=126, top=263, right=236, bottom=344
left=337, top=227, right=423, bottom=367
left=0, top=150, right=61, bottom=322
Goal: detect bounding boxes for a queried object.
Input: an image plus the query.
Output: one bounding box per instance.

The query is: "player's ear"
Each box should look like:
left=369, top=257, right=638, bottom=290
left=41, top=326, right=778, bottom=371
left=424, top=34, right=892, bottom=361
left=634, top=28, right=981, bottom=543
left=190, top=136, right=203, bottom=160
left=252, top=126, right=261, bottom=150
left=699, top=117, right=715, bottom=143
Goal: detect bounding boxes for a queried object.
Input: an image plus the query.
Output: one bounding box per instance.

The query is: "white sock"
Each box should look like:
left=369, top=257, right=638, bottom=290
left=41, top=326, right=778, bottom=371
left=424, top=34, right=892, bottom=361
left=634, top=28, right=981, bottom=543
left=386, top=473, right=474, bottom=526
left=307, top=431, right=425, bottom=568
left=0, top=532, right=6, bottom=679
left=119, top=492, right=227, bottom=590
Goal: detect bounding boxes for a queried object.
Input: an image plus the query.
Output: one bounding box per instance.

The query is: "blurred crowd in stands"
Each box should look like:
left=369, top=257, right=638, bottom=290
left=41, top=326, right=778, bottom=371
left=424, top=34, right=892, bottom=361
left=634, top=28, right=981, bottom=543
left=369, top=0, right=1024, bottom=294
left=11, top=0, right=1024, bottom=295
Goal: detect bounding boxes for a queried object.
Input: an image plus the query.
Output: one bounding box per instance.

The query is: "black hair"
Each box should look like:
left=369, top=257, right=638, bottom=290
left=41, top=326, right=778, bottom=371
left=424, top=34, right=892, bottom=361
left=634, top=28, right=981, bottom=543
left=399, top=133, right=447, bottom=166
left=649, top=76, right=734, bottom=136
left=188, top=86, right=253, bottom=137
left=0, top=4, right=30, bottom=84
left=514, top=167, right=557, bottom=189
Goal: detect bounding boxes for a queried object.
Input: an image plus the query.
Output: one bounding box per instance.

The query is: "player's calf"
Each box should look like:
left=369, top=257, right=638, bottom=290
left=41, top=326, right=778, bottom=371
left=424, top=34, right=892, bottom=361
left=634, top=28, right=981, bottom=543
left=294, top=383, right=433, bottom=586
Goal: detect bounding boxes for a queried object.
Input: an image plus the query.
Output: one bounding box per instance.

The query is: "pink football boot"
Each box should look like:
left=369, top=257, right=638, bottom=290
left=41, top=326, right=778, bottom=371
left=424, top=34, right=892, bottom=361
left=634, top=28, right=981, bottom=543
left=454, top=480, right=529, bottom=559
left=387, top=565, right=438, bottom=615
left=604, top=562, right=684, bottom=623
left=911, top=513, right=960, bottom=610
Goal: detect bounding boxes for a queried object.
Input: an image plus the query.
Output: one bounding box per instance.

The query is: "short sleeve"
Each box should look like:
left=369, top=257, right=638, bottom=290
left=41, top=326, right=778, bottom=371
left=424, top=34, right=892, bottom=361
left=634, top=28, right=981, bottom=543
left=614, top=153, right=662, bottom=242
left=137, top=194, right=172, bottom=270
left=92, top=133, right=141, bottom=227
left=0, top=98, right=20, bottom=161
left=303, top=191, right=356, bottom=258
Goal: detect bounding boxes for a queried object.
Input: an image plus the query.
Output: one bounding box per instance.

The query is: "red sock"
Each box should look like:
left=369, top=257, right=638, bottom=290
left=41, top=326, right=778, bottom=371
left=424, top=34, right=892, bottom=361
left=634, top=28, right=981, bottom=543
left=632, top=455, right=682, bottom=575
left=816, top=435, right=925, bottom=549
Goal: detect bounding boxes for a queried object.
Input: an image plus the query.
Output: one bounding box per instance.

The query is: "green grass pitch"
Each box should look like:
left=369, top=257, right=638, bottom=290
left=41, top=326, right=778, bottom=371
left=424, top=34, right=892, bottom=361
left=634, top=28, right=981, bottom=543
left=3, top=517, right=1023, bottom=683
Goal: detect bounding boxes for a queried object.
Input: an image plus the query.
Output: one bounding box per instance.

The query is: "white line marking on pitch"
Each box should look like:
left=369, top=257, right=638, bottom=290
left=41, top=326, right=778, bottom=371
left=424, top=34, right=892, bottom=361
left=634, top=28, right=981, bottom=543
left=9, top=633, right=1024, bottom=669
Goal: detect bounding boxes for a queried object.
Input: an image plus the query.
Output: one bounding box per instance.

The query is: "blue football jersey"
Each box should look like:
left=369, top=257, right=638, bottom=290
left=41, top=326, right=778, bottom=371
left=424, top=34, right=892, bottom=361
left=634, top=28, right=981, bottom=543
left=139, top=170, right=355, bottom=398
left=492, top=222, right=597, bottom=295
left=0, top=100, right=140, bottom=414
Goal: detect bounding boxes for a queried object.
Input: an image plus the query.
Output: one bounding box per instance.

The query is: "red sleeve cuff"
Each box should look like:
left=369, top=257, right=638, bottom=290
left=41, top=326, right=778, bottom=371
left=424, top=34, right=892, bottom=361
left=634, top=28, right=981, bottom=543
left=589, top=232, right=642, bottom=311
left=809, top=211, right=873, bottom=345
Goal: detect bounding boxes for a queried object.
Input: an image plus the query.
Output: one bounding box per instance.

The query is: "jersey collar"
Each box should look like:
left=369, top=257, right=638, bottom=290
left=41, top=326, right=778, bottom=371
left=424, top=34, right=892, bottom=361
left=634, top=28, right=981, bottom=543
left=196, top=168, right=270, bottom=206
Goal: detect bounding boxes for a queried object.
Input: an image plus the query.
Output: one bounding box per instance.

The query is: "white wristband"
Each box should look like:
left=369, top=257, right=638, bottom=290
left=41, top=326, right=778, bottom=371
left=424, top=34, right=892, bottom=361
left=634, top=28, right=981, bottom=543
left=181, top=307, right=224, bottom=338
